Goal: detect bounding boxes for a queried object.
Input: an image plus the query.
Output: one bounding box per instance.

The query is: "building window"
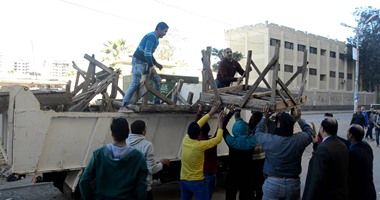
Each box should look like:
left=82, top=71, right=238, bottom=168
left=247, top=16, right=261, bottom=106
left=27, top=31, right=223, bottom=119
left=309, top=68, right=317, bottom=75
left=285, top=41, right=294, bottom=50
left=347, top=73, right=352, bottom=80
left=320, top=74, right=326, bottom=81
left=330, top=51, right=336, bottom=58
left=339, top=53, right=345, bottom=60
left=310, top=47, right=317, bottom=54
left=284, top=64, right=293, bottom=72
left=270, top=38, right=280, bottom=46
left=329, top=71, right=336, bottom=77
left=339, top=72, right=344, bottom=78
left=321, top=49, right=326, bottom=56
left=298, top=44, right=306, bottom=52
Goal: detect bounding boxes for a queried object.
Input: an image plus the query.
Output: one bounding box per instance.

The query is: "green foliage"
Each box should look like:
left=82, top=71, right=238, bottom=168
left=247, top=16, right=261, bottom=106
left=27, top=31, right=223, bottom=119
left=101, top=38, right=134, bottom=68
left=348, top=7, right=380, bottom=92
left=155, top=39, right=175, bottom=61
left=211, top=48, right=244, bottom=71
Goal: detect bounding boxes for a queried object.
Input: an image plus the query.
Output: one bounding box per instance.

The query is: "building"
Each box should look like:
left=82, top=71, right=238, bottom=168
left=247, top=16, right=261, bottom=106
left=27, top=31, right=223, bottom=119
left=13, top=60, right=31, bottom=74
left=225, top=21, right=354, bottom=92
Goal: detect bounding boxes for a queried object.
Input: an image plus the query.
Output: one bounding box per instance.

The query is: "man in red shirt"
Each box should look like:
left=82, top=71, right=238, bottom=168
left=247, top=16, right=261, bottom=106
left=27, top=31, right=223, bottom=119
left=215, top=48, right=251, bottom=88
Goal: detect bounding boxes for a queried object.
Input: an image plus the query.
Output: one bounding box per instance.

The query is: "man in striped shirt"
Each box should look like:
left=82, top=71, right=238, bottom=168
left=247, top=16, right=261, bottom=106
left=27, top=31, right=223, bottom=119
left=121, top=22, right=169, bottom=111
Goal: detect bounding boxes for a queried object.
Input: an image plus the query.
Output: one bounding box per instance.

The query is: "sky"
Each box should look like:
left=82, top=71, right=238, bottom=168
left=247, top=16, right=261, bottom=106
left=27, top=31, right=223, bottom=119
left=0, top=0, right=379, bottom=72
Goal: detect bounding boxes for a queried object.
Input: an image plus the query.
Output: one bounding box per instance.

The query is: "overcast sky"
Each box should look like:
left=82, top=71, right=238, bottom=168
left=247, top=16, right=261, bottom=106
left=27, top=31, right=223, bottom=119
left=0, top=0, right=379, bottom=69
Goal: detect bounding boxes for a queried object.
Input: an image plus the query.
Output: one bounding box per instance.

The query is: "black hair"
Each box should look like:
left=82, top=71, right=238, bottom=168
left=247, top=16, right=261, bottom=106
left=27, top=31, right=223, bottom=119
left=324, top=113, right=333, bottom=117
left=110, top=118, right=129, bottom=142
left=249, top=111, right=263, bottom=130
left=187, top=121, right=200, bottom=139
left=348, top=125, right=364, bottom=141
left=321, top=117, right=338, bottom=136
left=156, top=22, right=169, bottom=30
left=200, top=122, right=210, bottom=137
left=131, top=120, right=146, bottom=135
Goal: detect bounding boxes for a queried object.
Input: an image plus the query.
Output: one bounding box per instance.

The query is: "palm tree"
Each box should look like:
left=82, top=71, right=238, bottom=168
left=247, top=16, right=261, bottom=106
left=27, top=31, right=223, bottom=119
left=101, top=39, right=133, bottom=68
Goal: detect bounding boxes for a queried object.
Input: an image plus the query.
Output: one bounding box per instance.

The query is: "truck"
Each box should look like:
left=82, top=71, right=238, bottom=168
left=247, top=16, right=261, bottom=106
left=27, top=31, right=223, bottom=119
left=0, top=45, right=308, bottom=199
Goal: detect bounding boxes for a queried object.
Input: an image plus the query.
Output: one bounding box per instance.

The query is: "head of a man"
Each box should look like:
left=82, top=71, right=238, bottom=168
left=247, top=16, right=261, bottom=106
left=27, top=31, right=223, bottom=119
left=223, top=48, right=233, bottom=60
left=131, top=120, right=147, bottom=136
left=361, top=105, right=366, bottom=112
left=155, top=22, right=169, bottom=38
left=273, top=112, right=296, bottom=137
left=187, top=122, right=201, bottom=139
left=324, top=113, right=333, bottom=118
left=249, top=111, right=263, bottom=131
left=319, top=117, right=338, bottom=138
left=356, top=106, right=361, bottom=114
left=110, top=117, right=130, bottom=142
left=347, top=124, right=364, bottom=143
left=199, top=122, right=211, bottom=138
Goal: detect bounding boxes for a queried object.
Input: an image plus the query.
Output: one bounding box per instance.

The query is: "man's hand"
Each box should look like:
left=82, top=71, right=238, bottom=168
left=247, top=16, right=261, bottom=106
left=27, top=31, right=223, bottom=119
left=209, top=101, right=221, bottom=116
left=226, top=104, right=237, bottom=114
left=217, top=111, right=226, bottom=129
left=291, top=107, right=302, bottom=121
left=237, top=77, right=244, bottom=83
left=310, top=122, right=317, bottom=138
left=247, top=66, right=252, bottom=72
left=161, top=159, right=170, bottom=167
left=156, top=63, right=163, bottom=70
left=261, top=105, right=271, bottom=118
left=198, top=102, right=205, bottom=112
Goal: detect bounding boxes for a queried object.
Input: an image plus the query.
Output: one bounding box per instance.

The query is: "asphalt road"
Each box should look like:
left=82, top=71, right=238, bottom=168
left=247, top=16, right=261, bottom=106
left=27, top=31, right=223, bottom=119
left=1, top=111, right=380, bottom=199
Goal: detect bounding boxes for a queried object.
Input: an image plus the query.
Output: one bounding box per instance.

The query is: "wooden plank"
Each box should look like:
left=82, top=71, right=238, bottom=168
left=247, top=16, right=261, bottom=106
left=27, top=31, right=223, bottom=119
left=271, top=62, right=279, bottom=109
left=187, top=92, right=194, bottom=104
left=145, top=84, right=175, bottom=105
left=285, top=67, right=302, bottom=87
left=217, top=85, right=244, bottom=94
left=276, top=89, right=289, bottom=107
left=82, top=55, right=96, bottom=93
left=201, top=47, right=221, bottom=102
left=201, top=92, right=307, bottom=111
left=72, top=61, right=87, bottom=78
left=130, top=82, right=147, bottom=105
left=251, top=60, right=271, bottom=89
left=244, top=50, right=252, bottom=90
left=240, top=44, right=280, bottom=108
left=84, top=54, right=114, bottom=74
left=298, top=50, right=308, bottom=103
left=138, top=105, right=196, bottom=113
left=176, top=93, right=190, bottom=106
left=171, top=79, right=184, bottom=104
left=277, top=78, right=298, bottom=106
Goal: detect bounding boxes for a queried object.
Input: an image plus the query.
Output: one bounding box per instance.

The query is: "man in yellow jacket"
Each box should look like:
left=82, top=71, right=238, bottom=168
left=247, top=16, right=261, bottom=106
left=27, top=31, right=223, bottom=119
left=180, top=102, right=225, bottom=200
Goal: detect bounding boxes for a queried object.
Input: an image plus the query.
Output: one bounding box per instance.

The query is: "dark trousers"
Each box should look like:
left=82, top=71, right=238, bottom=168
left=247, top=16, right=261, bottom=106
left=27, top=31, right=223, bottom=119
left=147, top=190, right=153, bottom=200
left=252, top=159, right=265, bottom=200
left=225, top=166, right=254, bottom=200
left=366, top=123, right=374, bottom=139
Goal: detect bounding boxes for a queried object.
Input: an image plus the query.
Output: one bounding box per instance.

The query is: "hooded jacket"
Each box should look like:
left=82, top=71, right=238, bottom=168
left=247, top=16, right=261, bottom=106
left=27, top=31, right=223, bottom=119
left=79, top=144, right=148, bottom=200
left=126, top=133, right=163, bottom=191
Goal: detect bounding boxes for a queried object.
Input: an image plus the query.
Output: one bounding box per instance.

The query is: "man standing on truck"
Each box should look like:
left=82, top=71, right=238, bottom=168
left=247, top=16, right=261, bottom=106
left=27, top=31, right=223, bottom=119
left=215, top=48, right=251, bottom=88
left=120, top=22, right=169, bottom=112
left=126, top=120, right=170, bottom=200
left=79, top=117, right=148, bottom=200
left=180, top=102, right=225, bottom=200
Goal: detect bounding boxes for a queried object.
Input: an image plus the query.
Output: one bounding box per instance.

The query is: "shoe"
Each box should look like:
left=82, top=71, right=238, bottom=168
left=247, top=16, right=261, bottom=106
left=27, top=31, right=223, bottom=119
left=118, top=106, right=133, bottom=113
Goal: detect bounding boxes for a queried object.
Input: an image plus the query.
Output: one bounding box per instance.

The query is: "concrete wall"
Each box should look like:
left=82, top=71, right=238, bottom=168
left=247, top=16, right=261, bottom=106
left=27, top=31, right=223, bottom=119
left=301, top=89, right=375, bottom=108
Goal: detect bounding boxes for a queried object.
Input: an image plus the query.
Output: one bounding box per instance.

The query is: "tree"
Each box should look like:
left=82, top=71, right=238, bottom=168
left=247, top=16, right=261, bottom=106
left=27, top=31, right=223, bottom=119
left=211, top=48, right=244, bottom=71
left=348, top=7, right=380, bottom=92
left=155, top=39, right=176, bottom=61
left=101, top=39, right=134, bottom=68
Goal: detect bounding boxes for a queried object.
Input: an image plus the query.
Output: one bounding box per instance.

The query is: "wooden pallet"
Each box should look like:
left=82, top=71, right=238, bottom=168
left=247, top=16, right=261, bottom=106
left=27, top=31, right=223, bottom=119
left=199, top=45, right=309, bottom=112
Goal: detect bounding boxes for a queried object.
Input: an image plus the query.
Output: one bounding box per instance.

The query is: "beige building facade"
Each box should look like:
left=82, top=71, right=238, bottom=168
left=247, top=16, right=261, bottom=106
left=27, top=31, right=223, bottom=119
left=225, top=22, right=354, bottom=92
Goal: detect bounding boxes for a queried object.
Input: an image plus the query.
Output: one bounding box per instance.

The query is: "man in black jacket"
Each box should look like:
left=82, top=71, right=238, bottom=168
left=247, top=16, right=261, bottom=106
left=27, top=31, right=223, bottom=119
left=302, top=117, right=349, bottom=200
left=346, top=124, right=376, bottom=200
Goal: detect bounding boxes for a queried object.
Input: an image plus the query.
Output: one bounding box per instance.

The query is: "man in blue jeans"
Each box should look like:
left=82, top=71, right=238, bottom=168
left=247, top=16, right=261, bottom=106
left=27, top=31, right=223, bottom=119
left=120, top=22, right=168, bottom=111
left=254, top=106, right=313, bottom=200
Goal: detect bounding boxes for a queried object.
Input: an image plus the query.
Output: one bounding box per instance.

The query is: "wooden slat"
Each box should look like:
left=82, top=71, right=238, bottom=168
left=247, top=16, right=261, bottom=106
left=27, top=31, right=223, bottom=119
left=217, top=85, right=244, bottom=94
left=298, top=50, right=309, bottom=103
left=271, top=63, right=279, bottom=109
left=251, top=60, right=271, bottom=89
left=201, top=47, right=221, bottom=102
left=244, top=50, right=252, bottom=89
left=277, top=78, right=298, bottom=106
left=240, top=44, right=280, bottom=107
left=84, top=54, right=114, bottom=74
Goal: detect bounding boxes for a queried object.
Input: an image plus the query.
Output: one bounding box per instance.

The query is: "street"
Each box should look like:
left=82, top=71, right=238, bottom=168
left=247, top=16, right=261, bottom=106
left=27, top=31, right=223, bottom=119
left=1, top=111, right=380, bottom=199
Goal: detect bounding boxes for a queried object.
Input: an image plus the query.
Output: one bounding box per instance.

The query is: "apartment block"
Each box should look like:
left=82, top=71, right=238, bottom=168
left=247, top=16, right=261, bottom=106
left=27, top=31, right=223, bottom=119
left=225, top=22, right=354, bottom=92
